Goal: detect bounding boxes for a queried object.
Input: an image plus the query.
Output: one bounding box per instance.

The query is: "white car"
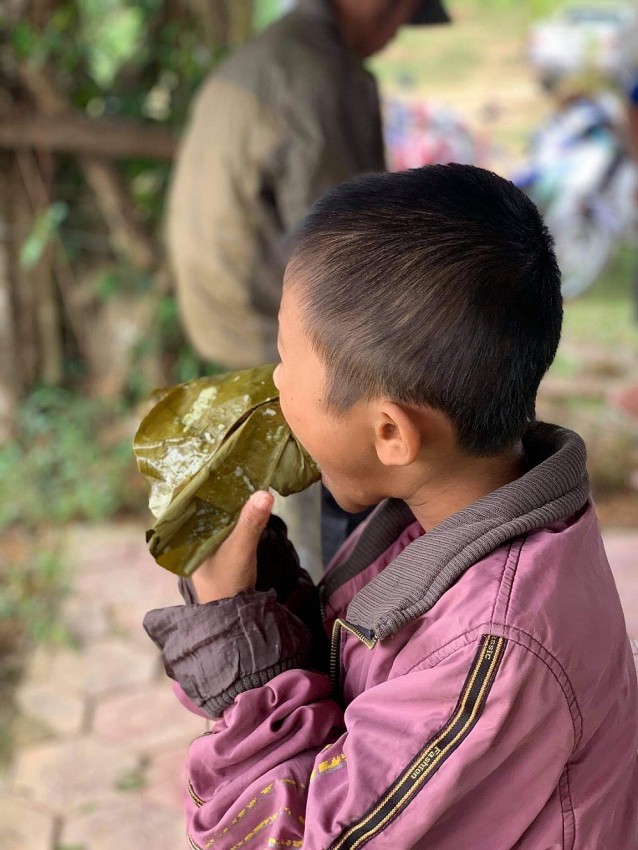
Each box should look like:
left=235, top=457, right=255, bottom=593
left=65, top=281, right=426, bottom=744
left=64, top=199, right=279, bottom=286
left=528, top=2, right=638, bottom=87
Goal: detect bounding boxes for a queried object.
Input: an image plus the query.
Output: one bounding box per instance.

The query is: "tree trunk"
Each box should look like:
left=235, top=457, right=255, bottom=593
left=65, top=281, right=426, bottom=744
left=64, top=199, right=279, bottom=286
left=9, top=157, right=39, bottom=389
left=78, top=157, right=158, bottom=271
left=0, top=155, right=21, bottom=441
left=18, top=65, right=160, bottom=273
left=16, top=149, right=64, bottom=386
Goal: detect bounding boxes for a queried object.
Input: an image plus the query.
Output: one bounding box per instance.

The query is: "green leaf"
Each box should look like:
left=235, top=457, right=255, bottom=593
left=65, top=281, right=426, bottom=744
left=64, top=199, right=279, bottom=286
left=254, top=0, right=289, bottom=31
left=133, top=364, right=320, bottom=576
left=80, top=0, right=144, bottom=87
left=19, top=203, right=69, bottom=270
left=11, top=22, right=38, bottom=58
left=96, top=269, right=120, bottom=301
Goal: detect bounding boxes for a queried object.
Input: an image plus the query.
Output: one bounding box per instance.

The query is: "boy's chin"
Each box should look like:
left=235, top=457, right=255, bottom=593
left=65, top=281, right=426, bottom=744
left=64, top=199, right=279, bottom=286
left=323, top=476, right=372, bottom=515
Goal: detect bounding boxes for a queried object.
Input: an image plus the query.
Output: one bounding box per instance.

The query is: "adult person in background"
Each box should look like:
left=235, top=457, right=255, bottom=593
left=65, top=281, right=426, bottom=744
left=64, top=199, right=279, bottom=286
left=166, top=0, right=450, bottom=578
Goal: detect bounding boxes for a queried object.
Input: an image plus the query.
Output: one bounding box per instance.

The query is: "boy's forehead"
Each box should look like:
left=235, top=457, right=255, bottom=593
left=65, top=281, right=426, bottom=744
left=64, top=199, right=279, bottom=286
left=279, top=268, right=306, bottom=326
left=278, top=282, right=324, bottom=372
left=277, top=283, right=301, bottom=347
left=282, top=260, right=304, bottom=291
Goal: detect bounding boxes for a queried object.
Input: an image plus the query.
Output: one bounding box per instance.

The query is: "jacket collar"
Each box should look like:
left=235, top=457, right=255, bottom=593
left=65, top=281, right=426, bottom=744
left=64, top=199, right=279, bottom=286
left=322, top=423, right=590, bottom=639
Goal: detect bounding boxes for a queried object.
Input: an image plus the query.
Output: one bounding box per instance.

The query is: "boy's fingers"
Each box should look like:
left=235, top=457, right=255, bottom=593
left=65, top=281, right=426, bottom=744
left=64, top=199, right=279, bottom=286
left=194, top=492, right=274, bottom=602
left=234, top=491, right=274, bottom=545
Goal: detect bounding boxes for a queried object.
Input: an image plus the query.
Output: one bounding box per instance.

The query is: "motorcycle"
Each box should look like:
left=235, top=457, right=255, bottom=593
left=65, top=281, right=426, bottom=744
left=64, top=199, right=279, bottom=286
left=384, top=96, right=484, bottom=172
left=513, top=93, right=637, bottom=299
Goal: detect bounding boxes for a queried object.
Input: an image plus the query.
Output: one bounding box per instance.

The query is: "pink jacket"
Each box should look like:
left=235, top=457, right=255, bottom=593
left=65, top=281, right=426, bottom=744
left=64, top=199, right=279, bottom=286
left=145, top=423, right=638, bottom=849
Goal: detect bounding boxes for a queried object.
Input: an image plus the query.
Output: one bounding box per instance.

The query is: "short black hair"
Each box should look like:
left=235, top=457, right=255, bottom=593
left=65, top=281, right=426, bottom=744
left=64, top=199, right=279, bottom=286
left=288, top=165, right=562, bottom=456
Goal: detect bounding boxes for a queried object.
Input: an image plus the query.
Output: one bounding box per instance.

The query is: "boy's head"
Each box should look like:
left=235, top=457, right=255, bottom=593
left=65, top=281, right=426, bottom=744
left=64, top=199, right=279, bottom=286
left=274, top=165, right=562, bottom=513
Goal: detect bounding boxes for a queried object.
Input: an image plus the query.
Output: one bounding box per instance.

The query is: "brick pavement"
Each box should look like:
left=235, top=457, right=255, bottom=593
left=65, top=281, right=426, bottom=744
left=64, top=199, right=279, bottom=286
left=0, top=521, right=636, bottom=850
left=0, top=523, right=207, bottom=850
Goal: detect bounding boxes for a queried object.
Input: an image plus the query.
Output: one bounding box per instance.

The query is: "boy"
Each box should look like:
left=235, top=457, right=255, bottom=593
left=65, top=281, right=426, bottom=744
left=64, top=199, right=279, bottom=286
left=144, top=165, right=637, bottom=849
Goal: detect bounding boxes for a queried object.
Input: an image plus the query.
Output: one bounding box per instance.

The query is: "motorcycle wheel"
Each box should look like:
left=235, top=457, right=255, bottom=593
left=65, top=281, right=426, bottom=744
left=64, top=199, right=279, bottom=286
left=544, top=202, right=613, bottom=299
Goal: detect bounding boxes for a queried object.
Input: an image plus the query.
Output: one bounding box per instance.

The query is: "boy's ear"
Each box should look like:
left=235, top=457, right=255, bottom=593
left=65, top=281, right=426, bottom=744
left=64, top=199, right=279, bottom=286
left=373, top=402, right=423, bottom=467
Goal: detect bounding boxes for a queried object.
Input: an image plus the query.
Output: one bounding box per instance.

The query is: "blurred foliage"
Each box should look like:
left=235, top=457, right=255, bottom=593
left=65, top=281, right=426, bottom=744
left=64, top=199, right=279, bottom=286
left=1, top=0, right=632, bottom=518
left=0, top=386, right=144, bottom=530
left=1, top=0, right=635, bottom=641
left=0, top=532, right=74, bottom=768
left=0, top=544, right=70, bottom=644
left=8, top=1, right=214, bottom=127
left=542, top=246, right=638, bottom=498
left=3, top=1, right=214, bottom=400
left=450, top=0, right=560, bottom=17
left=0, top=2, right=290, bottom=691
left=1, top=0, right=288, bottom=403
left=20, top=202, right=69, bottom=269
left=254, top=0, right=291, bottom=30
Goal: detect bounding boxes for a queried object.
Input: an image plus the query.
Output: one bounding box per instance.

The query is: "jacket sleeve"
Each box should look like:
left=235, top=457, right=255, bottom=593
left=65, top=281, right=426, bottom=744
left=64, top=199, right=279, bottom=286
left=154, top=629, right=576, bottom=849
left=144, top=516, right=329, bottom=716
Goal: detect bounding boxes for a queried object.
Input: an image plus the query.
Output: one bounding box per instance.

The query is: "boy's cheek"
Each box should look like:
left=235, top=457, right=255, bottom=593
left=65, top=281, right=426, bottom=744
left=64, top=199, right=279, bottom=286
left=278, top=394, right=296, bottom=434
left=272, top=364, right=281, bottom=390
left=278, top=396, right=314, bottom=458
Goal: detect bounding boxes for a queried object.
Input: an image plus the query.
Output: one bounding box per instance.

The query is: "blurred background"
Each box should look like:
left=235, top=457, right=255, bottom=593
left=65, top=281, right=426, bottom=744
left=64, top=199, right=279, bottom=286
left=0, top=1, right=637, bottom=847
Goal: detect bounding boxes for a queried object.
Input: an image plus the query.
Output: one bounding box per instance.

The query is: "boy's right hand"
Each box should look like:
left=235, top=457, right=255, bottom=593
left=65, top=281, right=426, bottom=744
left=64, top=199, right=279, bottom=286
left=191, top=491, right=274, bottom=604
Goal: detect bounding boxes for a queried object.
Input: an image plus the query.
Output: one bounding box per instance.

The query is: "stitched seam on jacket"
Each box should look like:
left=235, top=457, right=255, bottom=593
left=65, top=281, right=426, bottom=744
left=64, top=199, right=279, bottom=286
left=490, top=624, right=583, bottom=749
left=559, top=763, right=576, bottom=850
left=401, top=625, right=494, bottom=676
left=500, top=636, right=580, bottom=752
left=489, top=539, right=515, bottom=626
left=401, top=624, right=582, bottom=750
left=499, top=537, right=526, bottom=626
left=187, top=833, right=202, bottom=850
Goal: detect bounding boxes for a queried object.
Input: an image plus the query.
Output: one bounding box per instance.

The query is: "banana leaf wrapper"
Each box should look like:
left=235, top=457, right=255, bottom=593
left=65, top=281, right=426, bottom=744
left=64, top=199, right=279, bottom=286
left=134, top=364, right=320, bottom=576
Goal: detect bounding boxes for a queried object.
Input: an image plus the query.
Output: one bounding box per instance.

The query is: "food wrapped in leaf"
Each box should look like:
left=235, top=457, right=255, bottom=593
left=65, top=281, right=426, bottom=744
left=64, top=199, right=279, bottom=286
left=134, top=364, right=320, bottom=576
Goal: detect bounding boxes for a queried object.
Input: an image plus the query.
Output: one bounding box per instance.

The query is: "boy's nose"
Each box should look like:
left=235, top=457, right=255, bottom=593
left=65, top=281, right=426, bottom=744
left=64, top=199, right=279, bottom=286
left=273, top=363, right=281, bottom=391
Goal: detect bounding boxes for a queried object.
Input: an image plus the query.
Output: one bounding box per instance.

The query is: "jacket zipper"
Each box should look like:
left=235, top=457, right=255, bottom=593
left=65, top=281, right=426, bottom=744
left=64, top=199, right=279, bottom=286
left=330, top=618, right=377, bottom=697
left=319, top=583, right=327, bottom=621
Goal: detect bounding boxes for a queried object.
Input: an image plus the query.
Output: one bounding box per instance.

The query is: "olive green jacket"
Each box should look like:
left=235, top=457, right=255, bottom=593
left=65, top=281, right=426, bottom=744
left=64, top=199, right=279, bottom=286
left=166, top=0, right=386, bottom=367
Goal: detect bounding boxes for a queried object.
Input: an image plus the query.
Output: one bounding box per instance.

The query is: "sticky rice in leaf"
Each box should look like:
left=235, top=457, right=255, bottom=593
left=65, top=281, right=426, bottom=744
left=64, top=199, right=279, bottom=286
left=133, top=364, right=320, bottom=576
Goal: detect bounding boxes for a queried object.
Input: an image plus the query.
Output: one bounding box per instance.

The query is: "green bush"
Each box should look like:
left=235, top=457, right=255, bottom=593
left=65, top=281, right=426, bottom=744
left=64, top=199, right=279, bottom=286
left=0, top=387, right=144, bottom=531
left=0, top=545, right=70, bottom=644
